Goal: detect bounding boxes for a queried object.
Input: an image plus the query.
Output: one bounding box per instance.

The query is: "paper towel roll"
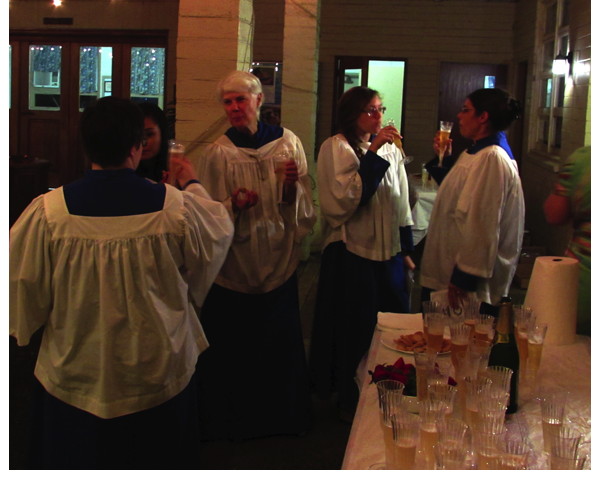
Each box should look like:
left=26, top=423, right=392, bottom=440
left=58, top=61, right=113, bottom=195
left=524, top=256, right=579, bottom=345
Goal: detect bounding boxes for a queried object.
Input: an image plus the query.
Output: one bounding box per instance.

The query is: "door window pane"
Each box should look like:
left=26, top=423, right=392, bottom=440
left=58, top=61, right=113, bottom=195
left=130, top=47, right=165, bottom=107
left=552, top=116, right=563, bottom=148
left=29, top=45, right=61, bottom=110
left=79, top=46, right=113, bottom=110
left=343, top=69, right=362, bottom=93
left=545, top=2, right=557, bottom=35
left=367, top=60, right=405, bottom=128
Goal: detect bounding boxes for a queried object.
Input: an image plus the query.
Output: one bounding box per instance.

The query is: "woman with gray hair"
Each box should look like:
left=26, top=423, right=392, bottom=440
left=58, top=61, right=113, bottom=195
left=195, top=70, right=316, bottom=441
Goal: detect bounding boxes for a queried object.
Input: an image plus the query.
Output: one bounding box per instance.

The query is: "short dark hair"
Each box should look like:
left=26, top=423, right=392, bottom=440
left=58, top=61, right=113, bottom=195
left=337, top=86, right=380, bottom=158
left=468, top=88, right=522, bottom=132
left=80, top=97, right=144, bottom=167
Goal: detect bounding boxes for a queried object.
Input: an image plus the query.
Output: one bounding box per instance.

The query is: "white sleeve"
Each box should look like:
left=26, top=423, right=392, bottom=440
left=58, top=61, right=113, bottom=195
left=9, top=196, right=53, bottom=346
left=196, top=143, right=235, bottom=220
left=181, top=190, right=234, bottom=307
left=317, top=136, right=362, bottom=229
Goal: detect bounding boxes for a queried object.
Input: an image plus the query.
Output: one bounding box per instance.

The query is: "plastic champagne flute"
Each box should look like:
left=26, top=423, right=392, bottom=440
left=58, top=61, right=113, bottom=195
left=438, top=121, right=453, bottom=166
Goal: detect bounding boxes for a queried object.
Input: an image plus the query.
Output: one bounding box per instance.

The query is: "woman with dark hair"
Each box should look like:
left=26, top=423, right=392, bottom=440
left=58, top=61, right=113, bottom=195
left=309, top=86, right=414, bottom=419
left=420, top=87, right=525, bottom=313
left=136, top=102, right=170, bottom=182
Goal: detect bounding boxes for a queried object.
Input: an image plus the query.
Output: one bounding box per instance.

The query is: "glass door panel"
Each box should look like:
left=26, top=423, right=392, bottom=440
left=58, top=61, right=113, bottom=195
left=367, top=60, right=405, bottom=129
left=130, top=47, right=165, bottom=107
left=29, top=44, right=62, bottom=110
left=79, top=46, right=113, bottom=110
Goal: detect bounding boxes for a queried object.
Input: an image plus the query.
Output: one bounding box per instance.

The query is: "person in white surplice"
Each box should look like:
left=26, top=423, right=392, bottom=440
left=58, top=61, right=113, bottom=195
left=195, top=71, right=316, bottom=441
left=420, top=88, right=525, bottom=314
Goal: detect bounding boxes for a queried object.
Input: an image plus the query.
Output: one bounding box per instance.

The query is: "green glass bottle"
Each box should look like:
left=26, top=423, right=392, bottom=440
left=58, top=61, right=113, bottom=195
left=488, top=296, right=519, bottom=414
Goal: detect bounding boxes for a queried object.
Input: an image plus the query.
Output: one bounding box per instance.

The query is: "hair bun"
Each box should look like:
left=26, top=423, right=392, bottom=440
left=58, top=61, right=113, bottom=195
left=508, top=98, right=522, bottom=121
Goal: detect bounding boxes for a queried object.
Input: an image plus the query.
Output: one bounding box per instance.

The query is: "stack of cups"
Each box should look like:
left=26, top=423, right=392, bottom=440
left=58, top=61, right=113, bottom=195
left=514, top=305, right=535, bottom=376
left=464, top=375, right=492, bottom=429
left=427, top=377, right=458, bottom=420
left=375, top=380, right=405, bottom=469
left=473, top=314, right=495, bottom=342
left=539, top=391, right=569, bottom=453
left=548, top=425, right=585, bottom=470
left=426, top=312, right=447, bottom=354
left=469, top=338, right=493, bottom=377
left=449, top=321, right=471, bottom=375
left=526, top=322, right=548, bottom=383
left=434, top=418, right=471, bottom=469
left=417, top=399, right=446, bottom=469
left=461, top=296, right=480, bottom=337
left=390, top=411, right=421, bottom=470
left=486, top=365, right=513, bottom=406
left=414, top=350, right=437, bottom=402
left=498, top=435, right=532, bottom=469
left=454, top=350, right=482, bottom=420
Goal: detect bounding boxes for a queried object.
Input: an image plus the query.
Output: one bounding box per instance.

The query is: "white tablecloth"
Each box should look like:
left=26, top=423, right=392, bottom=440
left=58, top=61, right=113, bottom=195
left=410, top=181, right=437, bottom=246
left=342, top=313, right=591, bottom=470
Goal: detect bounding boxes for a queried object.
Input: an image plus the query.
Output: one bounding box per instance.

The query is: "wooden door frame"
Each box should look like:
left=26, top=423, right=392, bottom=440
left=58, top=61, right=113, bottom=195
left=9, top=29, right=169, bottom=186
left=332, top=56, right=408, bottom=137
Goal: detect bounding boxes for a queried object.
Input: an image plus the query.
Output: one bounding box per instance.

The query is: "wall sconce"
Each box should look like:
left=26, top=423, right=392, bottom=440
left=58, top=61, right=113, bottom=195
left=552, top=51, right=573, bottom=76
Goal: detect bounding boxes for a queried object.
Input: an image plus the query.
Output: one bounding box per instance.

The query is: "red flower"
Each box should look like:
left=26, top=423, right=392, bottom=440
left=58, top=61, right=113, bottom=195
left=369, top=357, right=417, bottom=396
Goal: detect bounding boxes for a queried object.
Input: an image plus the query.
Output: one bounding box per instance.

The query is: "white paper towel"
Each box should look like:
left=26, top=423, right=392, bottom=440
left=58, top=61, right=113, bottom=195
left=524, top=256, right=579, bottom=345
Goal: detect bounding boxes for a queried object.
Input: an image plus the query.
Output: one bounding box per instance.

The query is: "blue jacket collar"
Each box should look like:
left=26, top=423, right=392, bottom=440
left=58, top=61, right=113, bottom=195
left=466, top=131, right=514, bottom=160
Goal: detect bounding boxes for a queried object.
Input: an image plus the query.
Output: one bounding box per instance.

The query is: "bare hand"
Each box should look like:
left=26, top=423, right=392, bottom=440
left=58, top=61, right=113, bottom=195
left=283, top=160, right=299, bottom=185
left=169, top=156, right=198, bottom=189
left=232, top=187, right=259, bottom=211
left=369, top=126, right=402, bottom=153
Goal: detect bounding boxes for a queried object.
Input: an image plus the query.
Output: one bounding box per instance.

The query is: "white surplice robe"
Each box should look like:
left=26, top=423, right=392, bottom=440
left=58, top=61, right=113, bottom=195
left=317, top=134, right=413, bottom=261
left=197, top=128, right=316, bottom=294
left=420, top=145, right=525, bottom=305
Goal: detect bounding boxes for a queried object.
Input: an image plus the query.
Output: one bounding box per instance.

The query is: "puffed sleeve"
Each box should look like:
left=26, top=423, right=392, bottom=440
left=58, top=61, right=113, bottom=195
left=317, top=136, right=363, bottom=228
left=454, top=149, right=509, bottom=278
left=9, top=196, right=53, bottom=346
left=196, top=143, right=235, bottom=219
left=180, top=189, right=234, bottom=307
left=286, top=132, right=316, bottom=242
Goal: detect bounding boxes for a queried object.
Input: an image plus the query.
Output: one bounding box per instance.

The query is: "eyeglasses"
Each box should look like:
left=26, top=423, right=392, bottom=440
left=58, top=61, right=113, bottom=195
left=460, top=107, right=475, bottom=114
left=363, top=106, right=386, bottom=116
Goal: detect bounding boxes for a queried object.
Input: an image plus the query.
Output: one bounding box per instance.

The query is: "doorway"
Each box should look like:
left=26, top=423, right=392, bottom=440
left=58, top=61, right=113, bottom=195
left=9, top=30, right=168, bottom=188
left=333, top=56, right=407, bottom=136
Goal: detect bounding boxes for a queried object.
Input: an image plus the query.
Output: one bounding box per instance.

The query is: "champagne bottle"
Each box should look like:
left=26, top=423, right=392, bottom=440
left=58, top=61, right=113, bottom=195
left=488, top=296, right=519, bottom=414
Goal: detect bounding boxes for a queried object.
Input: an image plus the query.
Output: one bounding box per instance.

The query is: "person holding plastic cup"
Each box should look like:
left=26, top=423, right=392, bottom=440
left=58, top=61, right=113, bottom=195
left=419, top=88, right=524, bottom=315
left=195, top=70, right=316, bottom=441
left=309, top=86, right=415, bottom=420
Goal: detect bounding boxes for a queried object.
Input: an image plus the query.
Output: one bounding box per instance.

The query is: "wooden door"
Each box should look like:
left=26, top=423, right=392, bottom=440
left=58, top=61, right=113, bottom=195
left=438, top=63, right=508, bottom=159
left=9, top=30, right=167, bottom=188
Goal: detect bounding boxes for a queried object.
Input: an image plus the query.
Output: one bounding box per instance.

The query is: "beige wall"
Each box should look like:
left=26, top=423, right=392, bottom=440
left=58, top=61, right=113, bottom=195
left=316, top=0, right=517, bottom=170
left=515, top=0, right=591, bottom=255
left=10, top=0, right=592, bottom=255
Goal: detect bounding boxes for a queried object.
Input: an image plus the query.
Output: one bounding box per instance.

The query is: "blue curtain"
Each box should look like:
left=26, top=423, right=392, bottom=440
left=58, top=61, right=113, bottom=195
left=80, top=47, right=99, bottom=94
left=131, top=48, right=165, bottom=95
left=31, top=45, right=61, bottom=72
